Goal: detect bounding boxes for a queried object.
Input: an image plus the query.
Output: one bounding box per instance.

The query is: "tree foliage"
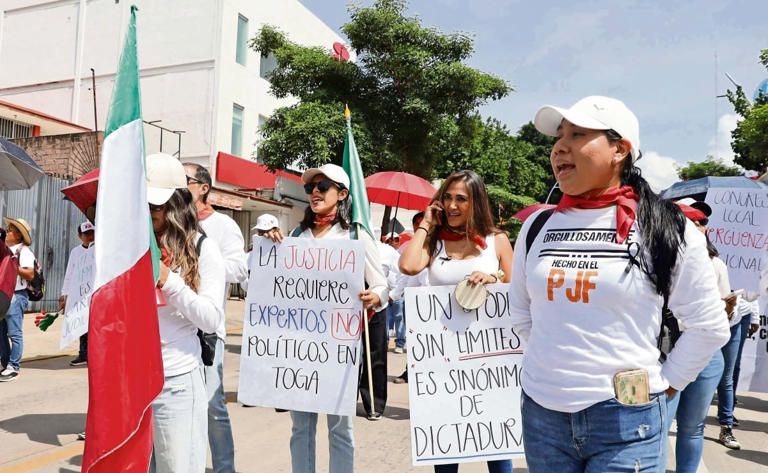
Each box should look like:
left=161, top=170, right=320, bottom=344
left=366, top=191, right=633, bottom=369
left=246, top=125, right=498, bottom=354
left=250, top=0, right=510, bottom=177
left=675, top=155, right=742, bottom=180
left=726, top=49, right=768, bottom=173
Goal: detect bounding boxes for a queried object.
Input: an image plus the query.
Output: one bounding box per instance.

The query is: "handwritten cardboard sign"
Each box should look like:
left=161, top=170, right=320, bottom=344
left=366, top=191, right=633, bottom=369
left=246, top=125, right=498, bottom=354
left=404, top=284, right=525, bottom=466
left=705, top=188, right=768, bottom=292
left=60, top=245, right=95, bottom=349
left=238, top=237, right=365, bottom=416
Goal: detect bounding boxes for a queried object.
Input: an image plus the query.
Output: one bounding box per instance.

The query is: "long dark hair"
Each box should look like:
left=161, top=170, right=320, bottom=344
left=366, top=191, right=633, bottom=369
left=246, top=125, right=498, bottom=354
left=427, top=170, right=500, bottom=257
left=299, top=182, right=352, bottom=231
left=705, top=232, right=719, bottom=259
left=607, top=130, right=686, bottom=298
left=158, top=188, right=201, bottom=292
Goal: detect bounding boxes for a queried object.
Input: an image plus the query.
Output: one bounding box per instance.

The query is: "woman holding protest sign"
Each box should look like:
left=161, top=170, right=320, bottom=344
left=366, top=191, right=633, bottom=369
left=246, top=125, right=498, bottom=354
left=263, top=163, right=388, bottom=473
left=508, top=96, right=730, bottom=472
left=146, top=153, right=225, bottom=473
left=399, top=169, right=515, bottom=473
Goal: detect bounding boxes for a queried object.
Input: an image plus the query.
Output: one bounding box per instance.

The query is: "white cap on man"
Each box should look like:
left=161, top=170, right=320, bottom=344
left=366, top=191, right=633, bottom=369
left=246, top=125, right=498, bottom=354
left=79, top=221, right=95, bottom=233
left=253, top=213, right=279, bottom=232
left=534, top=96, right=641, bottom=162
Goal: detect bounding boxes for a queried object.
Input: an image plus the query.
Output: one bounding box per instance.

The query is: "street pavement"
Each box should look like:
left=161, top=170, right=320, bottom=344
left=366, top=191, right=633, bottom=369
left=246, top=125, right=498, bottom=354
left=0, top=299, right=766, bottom=472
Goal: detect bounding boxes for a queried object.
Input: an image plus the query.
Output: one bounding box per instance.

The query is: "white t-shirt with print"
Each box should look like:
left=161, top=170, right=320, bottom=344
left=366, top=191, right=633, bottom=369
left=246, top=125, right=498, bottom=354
left=10, top=243, right=34, bottom=291
left=508, top=206, right=731, bottom=413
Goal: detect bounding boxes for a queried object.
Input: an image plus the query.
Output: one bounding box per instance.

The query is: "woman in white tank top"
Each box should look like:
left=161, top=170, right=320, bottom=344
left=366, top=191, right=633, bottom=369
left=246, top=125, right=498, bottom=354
left=399, top=170, right=515, bottom=473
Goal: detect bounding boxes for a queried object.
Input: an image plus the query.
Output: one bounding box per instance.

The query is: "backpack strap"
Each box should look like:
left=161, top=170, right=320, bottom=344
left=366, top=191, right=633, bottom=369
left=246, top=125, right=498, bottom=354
left=525, top=209, right=554, bottom=259
left=195, top=234, right=207, bottom=256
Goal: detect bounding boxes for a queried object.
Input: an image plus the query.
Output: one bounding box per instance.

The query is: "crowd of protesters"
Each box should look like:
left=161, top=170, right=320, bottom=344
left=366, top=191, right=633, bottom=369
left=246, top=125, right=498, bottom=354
left=1, top=95, right=766, bottom=473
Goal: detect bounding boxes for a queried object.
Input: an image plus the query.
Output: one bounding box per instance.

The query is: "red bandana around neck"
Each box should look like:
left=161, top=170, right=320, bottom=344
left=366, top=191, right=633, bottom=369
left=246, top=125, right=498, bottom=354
left=159, top=247, right=173, bottom=266
left=196, top=201, right=215, bottom=221
left=314, top=212, right=337, bottom=226
left=555, top=185, right=639, bottom=244
left=438, top=227, right=488, bottom=249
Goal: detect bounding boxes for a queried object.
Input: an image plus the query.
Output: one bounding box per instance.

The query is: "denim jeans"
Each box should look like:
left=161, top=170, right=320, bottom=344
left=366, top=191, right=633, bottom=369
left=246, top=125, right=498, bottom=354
left=0, top=290, right=28, bottom=371
left=732, top=313, right=753, bottom=396
left=290, top=410, right=354, bottom=473
left=434, top=459, right=513, bottom=473
left=149, top=366, right=208, bottom=473
left=386, top=298, right=406, bottom=348
left=205, top=337, right=235, bottom=473
left=666, top=350, right=724, bottom=473
left=521, top=390, right=667, bottom=473
left=717, top=323, right=741, bottom=426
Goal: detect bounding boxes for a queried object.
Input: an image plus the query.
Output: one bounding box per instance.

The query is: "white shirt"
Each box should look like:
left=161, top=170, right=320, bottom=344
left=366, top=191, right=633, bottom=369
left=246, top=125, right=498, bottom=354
left=9, top=243, right=34, bottom=291
left=297, top=224, right=389, bottom=312
left=199, top=211, right=248, bottom=340
left=157, top=234, right=225, bottom=377
left=376, top=241, right=401, bottom=292
left=508, top=207, right=731, bottom=413
left=428, top=234, right=498, bottom=286
left=61, top=243, right=93, bottom=296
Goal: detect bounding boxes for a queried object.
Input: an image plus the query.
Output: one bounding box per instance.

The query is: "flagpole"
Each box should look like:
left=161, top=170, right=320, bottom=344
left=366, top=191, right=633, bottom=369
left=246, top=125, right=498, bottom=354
left=361, top=252, right=375, bottom=414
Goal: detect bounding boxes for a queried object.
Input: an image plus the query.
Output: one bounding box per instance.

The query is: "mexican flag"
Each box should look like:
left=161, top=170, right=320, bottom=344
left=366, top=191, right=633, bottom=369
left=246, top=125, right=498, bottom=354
left=82, top=7, right=163, bottom=473
left=342, top=106, right=374, bottom=238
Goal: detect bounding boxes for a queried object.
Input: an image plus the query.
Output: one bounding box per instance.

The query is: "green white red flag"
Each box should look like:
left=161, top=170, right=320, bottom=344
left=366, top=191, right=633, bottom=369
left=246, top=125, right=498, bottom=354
left=82, top=7, right=163, bottom=473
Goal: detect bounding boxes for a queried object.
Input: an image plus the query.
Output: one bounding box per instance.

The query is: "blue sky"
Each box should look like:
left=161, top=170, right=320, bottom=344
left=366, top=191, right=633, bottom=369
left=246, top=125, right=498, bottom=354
left=301, top=0, right=768, bottom=190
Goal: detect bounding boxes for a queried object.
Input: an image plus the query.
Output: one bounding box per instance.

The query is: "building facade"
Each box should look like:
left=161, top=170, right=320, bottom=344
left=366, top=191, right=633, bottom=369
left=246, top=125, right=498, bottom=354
left=0, top=0, right=348, bottom=235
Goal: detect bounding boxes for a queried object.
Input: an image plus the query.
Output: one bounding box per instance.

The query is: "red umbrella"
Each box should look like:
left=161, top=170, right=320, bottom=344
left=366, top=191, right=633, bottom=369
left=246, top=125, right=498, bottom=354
left=61, top=168, right=99, bottom=216
left=364, top=171, right=436, bottom=211
left=513, top=203, right=556, bottom=222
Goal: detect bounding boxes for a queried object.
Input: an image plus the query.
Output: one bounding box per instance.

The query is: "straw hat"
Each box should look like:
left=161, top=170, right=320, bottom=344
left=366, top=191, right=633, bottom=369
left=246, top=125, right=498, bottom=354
left=3, top=217, right=31, bottom=245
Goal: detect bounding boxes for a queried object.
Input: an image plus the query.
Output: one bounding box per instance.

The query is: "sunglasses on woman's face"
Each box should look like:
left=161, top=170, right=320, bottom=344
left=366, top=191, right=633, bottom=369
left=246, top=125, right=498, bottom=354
left=149, top=203, right=166, bottom=212
left=303, top=179, right=335, bottom=194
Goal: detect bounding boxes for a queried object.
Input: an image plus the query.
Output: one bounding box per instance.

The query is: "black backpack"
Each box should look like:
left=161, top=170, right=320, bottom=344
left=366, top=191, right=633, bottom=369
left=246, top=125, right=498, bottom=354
left=194, top=234, right=217, bottom=366
left=523, top=208, right=680, bottom=359
left=15, top=245, right=45, bottom=302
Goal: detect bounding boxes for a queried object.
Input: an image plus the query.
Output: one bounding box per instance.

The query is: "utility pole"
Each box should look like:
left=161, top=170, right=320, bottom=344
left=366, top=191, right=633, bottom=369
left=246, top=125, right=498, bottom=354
left=90, top=68, right=98, bottom=131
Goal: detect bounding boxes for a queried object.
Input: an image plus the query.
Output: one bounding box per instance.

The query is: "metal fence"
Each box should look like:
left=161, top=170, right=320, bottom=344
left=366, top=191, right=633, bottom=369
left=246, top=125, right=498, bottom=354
left=1, top=175, right=83, bottom=313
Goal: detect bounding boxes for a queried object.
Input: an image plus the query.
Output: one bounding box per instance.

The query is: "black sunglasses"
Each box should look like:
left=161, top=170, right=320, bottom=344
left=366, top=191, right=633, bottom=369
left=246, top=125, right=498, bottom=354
left=303, top=179, right=336, bottom=194
left=697, top=218, right=708, bottom=226
left=186, top=175, right=201, bottom=185
left=149, top=203, right=166, bottom=212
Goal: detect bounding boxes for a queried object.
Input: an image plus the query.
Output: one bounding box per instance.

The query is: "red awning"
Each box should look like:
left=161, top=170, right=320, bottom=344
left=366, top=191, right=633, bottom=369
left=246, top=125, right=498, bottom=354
left=215, top=151, right=301, bottom=189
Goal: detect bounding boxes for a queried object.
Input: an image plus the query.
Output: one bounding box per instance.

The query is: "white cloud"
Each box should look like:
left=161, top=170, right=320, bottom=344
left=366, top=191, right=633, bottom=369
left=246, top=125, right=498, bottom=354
left=707, top=113, right=740, bottom=165
left=636, top=151, right=680, bottom=193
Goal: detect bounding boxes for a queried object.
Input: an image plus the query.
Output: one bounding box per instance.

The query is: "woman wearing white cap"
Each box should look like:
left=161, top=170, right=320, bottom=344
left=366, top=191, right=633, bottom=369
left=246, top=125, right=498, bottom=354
left=263, top=163, right=388, bottom=473
left=145, top=153, right=225, bottom=473
left=508, top=96, right=730, bottom=472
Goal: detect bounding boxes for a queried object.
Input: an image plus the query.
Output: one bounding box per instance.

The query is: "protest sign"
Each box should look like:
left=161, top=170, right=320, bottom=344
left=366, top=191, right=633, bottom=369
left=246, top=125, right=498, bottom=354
left=238, top=237, right=365, bottom=416
left=705, top=188, right=768, bottom=393
left=405, top=284, right=524, bottom=466
left=705, top=188, right=768, bottom=292
left=60, top=245, right=95, bottom=349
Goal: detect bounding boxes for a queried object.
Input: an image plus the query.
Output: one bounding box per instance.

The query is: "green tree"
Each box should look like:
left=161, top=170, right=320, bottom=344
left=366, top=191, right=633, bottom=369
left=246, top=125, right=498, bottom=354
left=675, top=156, right=742, bottom=180
left=726, top=49, right=768, bottom=173
left=251, top=0, right=511, bottom=177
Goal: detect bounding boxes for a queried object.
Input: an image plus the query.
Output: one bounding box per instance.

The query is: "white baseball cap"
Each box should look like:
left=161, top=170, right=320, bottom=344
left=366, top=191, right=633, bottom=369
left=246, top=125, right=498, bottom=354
left=534, top=96, right=641, bottom=162
left=146, top=153, right=188, bottom=205
left=79, top=221, right=95, bottom=233
left=253, top=213, right=279, bottom=231
left=301, top=163, right=350, bottom=189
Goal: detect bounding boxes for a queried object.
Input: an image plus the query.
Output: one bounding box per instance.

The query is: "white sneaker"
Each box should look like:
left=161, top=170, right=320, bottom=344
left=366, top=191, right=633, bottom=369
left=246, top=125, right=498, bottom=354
left=0, top=367, right=15, bottom=376
left=394, top=347, right=404, bottom=354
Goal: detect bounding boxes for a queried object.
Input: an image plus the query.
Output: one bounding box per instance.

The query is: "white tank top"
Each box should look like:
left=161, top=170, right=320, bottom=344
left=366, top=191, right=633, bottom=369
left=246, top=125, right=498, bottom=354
left=428, top=234, right=499, bottom=286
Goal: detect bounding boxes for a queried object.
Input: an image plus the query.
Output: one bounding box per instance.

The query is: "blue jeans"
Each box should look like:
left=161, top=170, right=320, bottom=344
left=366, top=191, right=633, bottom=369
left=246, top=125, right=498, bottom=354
left=717, top=323, right=741, bottom=426
left=149, top=366, right=208, bottom=473
left=290, top=411, right=354, bottom=473
left=666, top=350, right=724, bottom=473
left=732, top=313, right=753, bottom=396
left=434, top=459, right=513, bottom=472
left=387, top=298, right=405, bottom=348
left=205, top=337, right=234, bottom=473
left=0, top=290, right=28, bottom=371
left=521, top=390, right=667, bottom=473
